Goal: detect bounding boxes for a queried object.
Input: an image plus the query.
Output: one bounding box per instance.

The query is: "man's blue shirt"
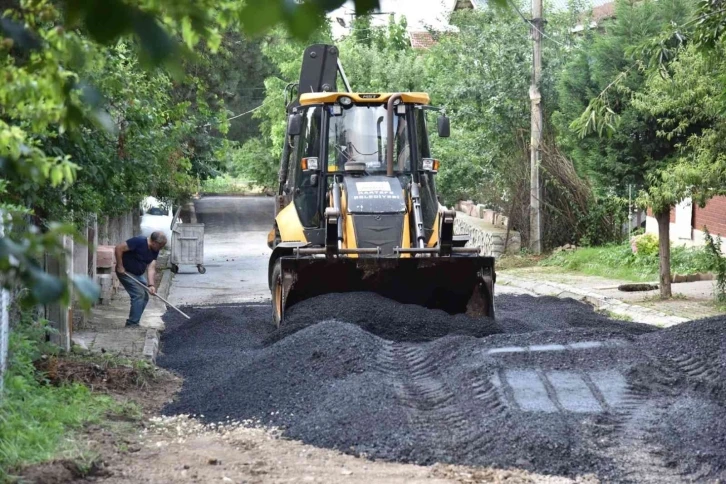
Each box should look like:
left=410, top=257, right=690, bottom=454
left=122, top=236, right=159, bottom=276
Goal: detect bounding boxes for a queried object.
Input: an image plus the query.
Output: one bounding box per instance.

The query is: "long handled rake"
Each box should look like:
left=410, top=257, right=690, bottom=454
left=124, top=273, right=191, bottom=320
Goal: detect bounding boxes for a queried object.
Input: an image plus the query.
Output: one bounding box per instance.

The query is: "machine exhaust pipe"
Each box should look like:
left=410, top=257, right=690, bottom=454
left=386, top=93, right=403, bottom=177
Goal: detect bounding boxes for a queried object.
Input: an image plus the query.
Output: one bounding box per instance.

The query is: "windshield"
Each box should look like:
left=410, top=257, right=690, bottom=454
left=327, top=105, right=410, bottom=173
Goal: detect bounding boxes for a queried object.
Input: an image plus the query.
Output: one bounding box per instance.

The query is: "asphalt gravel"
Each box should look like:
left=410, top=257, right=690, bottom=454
left=159, top=293, right=726, bottom=483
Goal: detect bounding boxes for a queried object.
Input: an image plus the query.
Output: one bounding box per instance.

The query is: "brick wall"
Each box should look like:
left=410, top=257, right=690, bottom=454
left=693, top=196, right=726, bottom=237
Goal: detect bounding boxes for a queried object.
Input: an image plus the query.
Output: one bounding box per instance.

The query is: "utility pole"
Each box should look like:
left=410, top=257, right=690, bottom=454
left=0, top=212, right=9, bottom=398
left=529, top=0, right=543, bottom=254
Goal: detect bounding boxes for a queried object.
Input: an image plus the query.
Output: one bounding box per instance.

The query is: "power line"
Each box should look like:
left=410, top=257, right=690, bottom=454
left=199, top=102, right=268, bottom=129
left=507, top=0, right=584, bottom=51
left=226, top=103, right=266, bottom=122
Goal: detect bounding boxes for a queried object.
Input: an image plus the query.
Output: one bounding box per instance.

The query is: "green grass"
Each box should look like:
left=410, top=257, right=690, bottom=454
left=496, top=253, right=545, bottom=270
left=0, top=321, right=136, bottom=480
left=539, top=243, right=715, bottom=282
left=597, top=309, right=634, bottom=322
left=200, top=175, right=260, bottom=194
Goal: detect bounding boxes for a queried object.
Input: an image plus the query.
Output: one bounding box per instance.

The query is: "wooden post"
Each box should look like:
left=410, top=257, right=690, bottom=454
left=46, top=235, right=73, bottom=351
left=110, top=216, right=120, bottom=244
left=132, top=207, right=141, bottom=236
left=88, top=215, right=98, bottom=282
left=99, top=216, right=109, bottom=246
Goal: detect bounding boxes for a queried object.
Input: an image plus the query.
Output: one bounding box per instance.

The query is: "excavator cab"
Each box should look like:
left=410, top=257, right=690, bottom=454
left=267, top=45, right=495, bottom=326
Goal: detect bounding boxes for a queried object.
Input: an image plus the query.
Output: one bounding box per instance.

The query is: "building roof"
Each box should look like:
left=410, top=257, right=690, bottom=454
left=591, top=1, right=615, bottom=22
left=409, top=30, right=437, bottom=49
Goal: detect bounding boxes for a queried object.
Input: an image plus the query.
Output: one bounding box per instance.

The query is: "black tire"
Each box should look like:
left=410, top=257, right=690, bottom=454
left=197, top=265, right=206, bottom=274
left=171, top=264, right=179, bottom=274
left=271, top=259, right=283, bottom=328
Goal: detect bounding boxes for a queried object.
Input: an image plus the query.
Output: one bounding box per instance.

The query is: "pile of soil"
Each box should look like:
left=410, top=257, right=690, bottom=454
left=34, top=356, right=150, bottom=392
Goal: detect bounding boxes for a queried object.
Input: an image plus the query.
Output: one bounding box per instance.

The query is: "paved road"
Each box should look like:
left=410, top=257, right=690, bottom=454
left=168, top=196, right=275, bottom=307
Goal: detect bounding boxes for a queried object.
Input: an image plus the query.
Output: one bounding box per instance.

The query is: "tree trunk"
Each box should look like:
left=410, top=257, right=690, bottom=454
left=655, top=209, right=672, bottom=299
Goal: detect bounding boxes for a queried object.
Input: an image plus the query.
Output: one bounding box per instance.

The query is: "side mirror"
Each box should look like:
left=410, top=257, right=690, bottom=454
left=288, top=113, right=302, bottom=136
left=437, top=115, right=450, bottom=138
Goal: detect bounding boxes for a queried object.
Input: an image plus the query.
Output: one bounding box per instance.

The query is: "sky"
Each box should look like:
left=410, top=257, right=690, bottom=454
left=327, top=0, right=456, bottom=37
left=327, top=0, right=615, bottom=37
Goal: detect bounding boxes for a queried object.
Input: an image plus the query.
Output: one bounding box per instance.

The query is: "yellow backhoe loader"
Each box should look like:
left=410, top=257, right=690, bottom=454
left=267, top=44, right=496, bottom=326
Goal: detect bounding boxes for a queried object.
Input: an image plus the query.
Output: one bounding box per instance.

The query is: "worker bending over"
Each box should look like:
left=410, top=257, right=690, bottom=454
left=114, top=231, right=167, bottom=327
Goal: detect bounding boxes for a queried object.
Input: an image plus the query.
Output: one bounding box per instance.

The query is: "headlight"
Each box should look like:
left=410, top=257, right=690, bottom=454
left=302, top=157, right=318, bottom=171
left=338, top=96, right=353, bottom=107
left=422, top=158, right=440, bottom=172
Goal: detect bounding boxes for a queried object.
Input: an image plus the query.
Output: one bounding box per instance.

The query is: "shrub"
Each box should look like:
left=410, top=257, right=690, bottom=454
left=632, top=233, right=659, bottom=257
left=703, top=229, right=726, bottom=302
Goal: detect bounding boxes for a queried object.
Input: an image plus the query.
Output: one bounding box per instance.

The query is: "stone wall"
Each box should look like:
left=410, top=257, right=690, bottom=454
left=455, top=201, right=509, bottom=228
left=454, top=212, right=521, bottom=258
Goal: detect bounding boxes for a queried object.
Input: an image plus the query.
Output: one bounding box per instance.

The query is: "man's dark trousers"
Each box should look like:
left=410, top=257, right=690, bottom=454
left=117, top=272, right=149, bottom=326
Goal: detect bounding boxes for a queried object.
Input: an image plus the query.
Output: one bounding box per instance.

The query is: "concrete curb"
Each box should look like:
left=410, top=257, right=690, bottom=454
left=142, top=329, right=159, bottom=363
left=158, top=268, right=173, bottom=300
left=140, top=269, right=173, bottom=362
left=498, top=274, right=688, bottom=328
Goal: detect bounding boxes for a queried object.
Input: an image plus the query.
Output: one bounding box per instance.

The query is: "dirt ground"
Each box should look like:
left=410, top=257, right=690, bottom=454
left=18, top=365, right=592, bottom=484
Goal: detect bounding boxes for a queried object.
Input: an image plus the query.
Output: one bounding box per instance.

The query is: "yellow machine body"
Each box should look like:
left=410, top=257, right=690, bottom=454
left=267, top=45, right=495, bottom=326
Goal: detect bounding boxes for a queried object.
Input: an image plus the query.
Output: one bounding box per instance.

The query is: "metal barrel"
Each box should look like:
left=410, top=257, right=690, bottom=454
left=279, top=256, right=495, bottom=322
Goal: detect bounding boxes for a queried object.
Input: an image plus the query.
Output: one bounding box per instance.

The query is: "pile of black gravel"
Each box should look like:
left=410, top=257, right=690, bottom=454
left=266, top=292, right=502, bottom=344
left=159, top=294, right=726, bottom=482
left=495, top=294, right=655, bottom=335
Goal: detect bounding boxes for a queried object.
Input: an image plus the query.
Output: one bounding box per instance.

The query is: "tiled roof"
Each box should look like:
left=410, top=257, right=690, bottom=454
left=409, top=30, right=437, bottom=49
left=591, top=1, right=615, bottom=22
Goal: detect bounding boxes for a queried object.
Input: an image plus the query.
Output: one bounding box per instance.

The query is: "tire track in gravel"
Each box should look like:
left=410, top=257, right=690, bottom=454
left=670, top=352, right=724, bottom=400
left=376, top=341, right=501, bottom=461
left=603, top=354, right=713, bottom=483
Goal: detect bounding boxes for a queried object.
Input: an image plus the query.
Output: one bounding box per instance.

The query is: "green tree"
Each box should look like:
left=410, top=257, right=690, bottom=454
left=566, top=0, right=725, bottom=298
left=631, top=44, right=726, bottom=297
left=554, top=0, right=695, bottom=192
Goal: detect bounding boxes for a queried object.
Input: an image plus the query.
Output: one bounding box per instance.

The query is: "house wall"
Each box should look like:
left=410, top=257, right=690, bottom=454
left=693, top=196, right=726, bottom=236
left=645, top=197, right=726, bottom=253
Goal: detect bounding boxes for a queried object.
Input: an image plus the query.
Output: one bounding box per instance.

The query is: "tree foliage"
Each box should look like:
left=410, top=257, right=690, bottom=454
left=563, top=0, right=726, bottom=297
left=0, top=0, right=354, bottom=308
left=554, top=0, right=696, bottom=194
left=632, top=44, right=726, bottom=213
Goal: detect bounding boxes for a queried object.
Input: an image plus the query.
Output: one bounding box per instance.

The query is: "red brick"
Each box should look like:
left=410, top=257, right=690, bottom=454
left=694, top=196, right=726, bottom=237
left=97, top=245, right=116, bottom=269
left=409, top=31, right=436, bottom=49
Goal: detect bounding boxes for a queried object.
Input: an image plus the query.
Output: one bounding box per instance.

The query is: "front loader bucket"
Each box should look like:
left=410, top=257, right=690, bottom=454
left=277, top=256, right=495, bottom=324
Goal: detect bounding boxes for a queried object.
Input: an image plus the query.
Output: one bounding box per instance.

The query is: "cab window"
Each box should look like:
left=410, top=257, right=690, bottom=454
left=327, top=104, right=411, bottom=173
left=293, top=107, right=323, bottom=227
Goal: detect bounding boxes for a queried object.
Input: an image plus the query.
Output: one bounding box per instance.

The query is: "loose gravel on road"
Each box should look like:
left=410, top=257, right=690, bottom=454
left=159, top=293, right=726, bottom=483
